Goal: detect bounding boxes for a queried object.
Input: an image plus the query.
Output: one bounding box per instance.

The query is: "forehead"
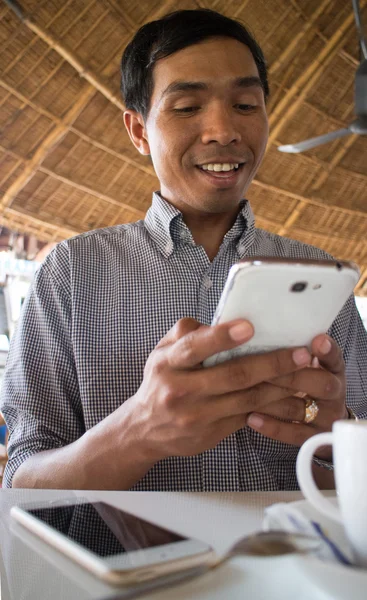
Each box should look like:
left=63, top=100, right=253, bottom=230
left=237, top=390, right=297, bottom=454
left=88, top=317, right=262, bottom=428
left=151, top=37, right=260, bottom=101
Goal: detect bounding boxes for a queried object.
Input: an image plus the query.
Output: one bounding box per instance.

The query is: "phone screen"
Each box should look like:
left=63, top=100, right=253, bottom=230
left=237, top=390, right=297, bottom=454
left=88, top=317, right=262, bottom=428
left=23, top=502, right=186, bottom=557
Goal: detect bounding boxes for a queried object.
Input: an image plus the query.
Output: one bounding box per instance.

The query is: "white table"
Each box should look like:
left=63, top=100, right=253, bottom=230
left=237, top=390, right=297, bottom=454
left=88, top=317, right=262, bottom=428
left=0, top=489, right=332, bottom=600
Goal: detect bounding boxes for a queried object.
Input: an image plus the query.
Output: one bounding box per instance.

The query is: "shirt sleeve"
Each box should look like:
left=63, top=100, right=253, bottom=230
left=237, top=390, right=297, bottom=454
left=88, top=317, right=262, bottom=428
left=0, top=243, right=84, bottom=487
left=329, top=294, right=367, bottom=418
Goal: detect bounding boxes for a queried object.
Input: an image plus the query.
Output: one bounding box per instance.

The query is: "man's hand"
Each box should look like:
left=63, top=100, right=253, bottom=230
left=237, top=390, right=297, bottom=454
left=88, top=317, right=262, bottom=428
left=127, top=317, right=313, bottom=462
left=246, top=334, right=347, bottom=460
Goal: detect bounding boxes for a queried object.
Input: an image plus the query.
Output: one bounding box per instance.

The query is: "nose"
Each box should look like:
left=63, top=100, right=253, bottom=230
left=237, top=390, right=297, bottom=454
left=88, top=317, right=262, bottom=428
left=201, top=104, right=241, bottom=146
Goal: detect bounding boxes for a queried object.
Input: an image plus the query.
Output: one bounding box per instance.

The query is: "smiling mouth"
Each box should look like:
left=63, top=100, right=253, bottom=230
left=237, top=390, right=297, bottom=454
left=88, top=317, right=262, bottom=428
left=195, top=163, right=245, bottom=179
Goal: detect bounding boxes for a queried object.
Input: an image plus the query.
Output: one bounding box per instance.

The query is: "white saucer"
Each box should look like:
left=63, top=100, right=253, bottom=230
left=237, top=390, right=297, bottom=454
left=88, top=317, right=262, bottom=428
left=287, top=498, right=367, bottom=600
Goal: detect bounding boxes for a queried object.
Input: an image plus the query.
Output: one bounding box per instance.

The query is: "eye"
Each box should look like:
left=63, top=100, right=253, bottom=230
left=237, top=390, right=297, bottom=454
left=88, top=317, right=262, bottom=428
left=173, top=107, right=199, bottom=113
left=235, top=104, right=257, bottom=111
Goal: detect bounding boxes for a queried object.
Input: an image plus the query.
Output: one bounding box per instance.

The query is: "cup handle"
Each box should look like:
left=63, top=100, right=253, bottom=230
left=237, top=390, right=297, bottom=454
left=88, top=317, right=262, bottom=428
left=296, top=432, right=340, bottom=522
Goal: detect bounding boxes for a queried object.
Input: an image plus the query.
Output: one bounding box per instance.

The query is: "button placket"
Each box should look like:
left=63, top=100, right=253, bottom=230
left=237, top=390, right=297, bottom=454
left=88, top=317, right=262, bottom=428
left=203, top=275, right=212, bottom=290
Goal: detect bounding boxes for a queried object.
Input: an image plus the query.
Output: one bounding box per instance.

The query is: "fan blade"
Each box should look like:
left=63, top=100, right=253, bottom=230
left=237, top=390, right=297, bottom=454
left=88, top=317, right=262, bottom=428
left=352, top=0, right=367, bottom=60
left=278, top=128, right=352, bottom=153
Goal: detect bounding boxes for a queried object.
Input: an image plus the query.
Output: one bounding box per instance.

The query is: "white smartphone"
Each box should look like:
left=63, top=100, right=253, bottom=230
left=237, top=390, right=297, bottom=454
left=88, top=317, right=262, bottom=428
left=10, top=499, right=215, bottom=586
left=203, top=257, right=360, bottom=367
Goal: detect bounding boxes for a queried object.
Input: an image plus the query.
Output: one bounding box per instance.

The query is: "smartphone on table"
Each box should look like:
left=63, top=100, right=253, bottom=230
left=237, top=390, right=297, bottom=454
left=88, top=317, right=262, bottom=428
left=203, top=257, right=360, bottom=367
left=11, top=499, right=215, bottom=586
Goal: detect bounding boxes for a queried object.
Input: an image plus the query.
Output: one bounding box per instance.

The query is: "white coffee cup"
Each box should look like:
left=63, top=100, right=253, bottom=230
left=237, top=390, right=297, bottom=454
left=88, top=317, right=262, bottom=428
left=296, top=420, right=367, bottom=568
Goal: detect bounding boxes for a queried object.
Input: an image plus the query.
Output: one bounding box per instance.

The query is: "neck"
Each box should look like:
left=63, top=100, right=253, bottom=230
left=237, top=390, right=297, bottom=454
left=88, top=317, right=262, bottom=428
left=183, top=209, right=240, bottom=261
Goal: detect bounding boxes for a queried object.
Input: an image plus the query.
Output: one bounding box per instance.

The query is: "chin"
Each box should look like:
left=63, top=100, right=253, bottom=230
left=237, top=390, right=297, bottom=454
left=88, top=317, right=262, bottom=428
left=196, top=196, right=242, bottom=214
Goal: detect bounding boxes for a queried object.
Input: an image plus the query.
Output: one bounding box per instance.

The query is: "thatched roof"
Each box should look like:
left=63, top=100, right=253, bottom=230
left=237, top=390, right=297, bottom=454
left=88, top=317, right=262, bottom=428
left=0, top=0, right=366, bottom=294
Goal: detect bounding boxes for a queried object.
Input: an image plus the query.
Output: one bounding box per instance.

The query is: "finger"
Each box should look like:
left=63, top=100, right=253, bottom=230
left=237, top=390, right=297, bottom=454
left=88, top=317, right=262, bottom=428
left=166, top=319, right=254, bottom=369
left=155, top=318, right=202, bottom=350
left=191, top=346, right=312, bottom=395
left=256, top=396, right=308, bottom=423
left=246, top=412, right=321, bottom=448
left=204, top=383, right=295, bottom=422
left=311, top=334, right=344, bottom=375
left=268, top=367, right=342, bottom=401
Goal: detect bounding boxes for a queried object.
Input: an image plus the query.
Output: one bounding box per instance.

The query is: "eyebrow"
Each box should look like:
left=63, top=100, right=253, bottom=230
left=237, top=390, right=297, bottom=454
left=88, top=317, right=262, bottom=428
left=160, top=76, right=264, bottom=100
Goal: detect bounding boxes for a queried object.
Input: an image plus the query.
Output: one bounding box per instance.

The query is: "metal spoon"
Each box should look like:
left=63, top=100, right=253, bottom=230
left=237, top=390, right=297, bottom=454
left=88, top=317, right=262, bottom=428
left=210, top=529, right=320, bottom=569
left=103, top=530, right=320, bottom=599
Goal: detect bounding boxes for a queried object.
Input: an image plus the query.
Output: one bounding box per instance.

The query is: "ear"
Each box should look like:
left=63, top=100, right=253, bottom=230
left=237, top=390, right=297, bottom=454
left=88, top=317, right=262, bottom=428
left=123, top=110, right=150, bottom=155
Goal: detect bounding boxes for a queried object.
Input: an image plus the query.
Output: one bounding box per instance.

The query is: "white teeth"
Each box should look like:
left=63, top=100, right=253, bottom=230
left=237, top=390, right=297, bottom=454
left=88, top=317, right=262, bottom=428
left=201, top=163, right=239, bottom=172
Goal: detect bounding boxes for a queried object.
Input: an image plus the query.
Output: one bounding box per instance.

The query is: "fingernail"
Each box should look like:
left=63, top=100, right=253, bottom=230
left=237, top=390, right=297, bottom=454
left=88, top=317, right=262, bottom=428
left=247, top=414, right=263, bottom=429
left=312, top=356, right=320, bottom=368
left=292, top=348, right=311, bottom=366
left=229, top=322, right=253, bottom=342
left=319, top=338, right=331, bottom=355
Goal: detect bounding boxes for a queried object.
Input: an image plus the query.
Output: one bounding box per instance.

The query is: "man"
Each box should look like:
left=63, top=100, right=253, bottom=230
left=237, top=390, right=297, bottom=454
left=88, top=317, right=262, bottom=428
left=1, top=9, right=366, bottom=491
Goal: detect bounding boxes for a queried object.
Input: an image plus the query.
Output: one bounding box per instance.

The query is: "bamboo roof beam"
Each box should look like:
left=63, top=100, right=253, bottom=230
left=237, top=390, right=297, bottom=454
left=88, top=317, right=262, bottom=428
left=278, top=121, right=358, bottom=235
left=251, top=178, right=367, bottom=220
left=1, top=64, right=354, bottom=135
left=3, top=75, right=357, bottom=182
left=0, top=89, right=357, bottom=190
left=256, top=213, right=367, bottom=248
left=268, top=1, right=366, bottom=145
left=269, top=0, right=333, bottom=75
left=102, top=0, right=136, bottom=30
left=354, top=267, right=367, bottom=295
left=0, top=158, right=23, bottom=190
left=272, top=136, right=367, bottom=185
left=0, top=214, right=54, bottom=241
left=68, top=130, right=156, bottom=177
left=310, top=134, right=359, bottom=192
left=276, top=200, right=307, bottom=236
left=232, top=1, right=251, bottom=18
left=0, top=79, right=63, bottom=126
left=289, top=0, right=359, bottom=68
left=144, top=0, right=187, bottom=22
left=194, top=0, right=212, bottom=8
left=4, top=0, right=125, bottom=112
left=306, top=100, right=359, bottom=192
left=38, top=167, right=145, bottom=218
left=2, top=0, right=81, bottom=75
left=2, top=75, right=352, bottom=154
left=0, top=85, right=96, bottom=211
left=3, top=207, right=80, bottom=239
left=3, top=196, right=365, bottom=271
left=359, top=268, right=367, bottom=292
left=261, top=6, right=294, bottom=47
left=1, top=136, right=366, bottom=225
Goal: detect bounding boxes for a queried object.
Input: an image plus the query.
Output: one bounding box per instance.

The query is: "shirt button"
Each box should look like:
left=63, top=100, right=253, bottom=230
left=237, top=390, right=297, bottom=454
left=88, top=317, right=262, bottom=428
left=203, top=276, right=212, bottom=290
left=180, top=231, right=191, bottom=243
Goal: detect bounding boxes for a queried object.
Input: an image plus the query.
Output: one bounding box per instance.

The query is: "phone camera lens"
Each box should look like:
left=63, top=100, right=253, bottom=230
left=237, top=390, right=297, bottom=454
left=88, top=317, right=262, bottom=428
left=291, top=282, right=307, bottom=292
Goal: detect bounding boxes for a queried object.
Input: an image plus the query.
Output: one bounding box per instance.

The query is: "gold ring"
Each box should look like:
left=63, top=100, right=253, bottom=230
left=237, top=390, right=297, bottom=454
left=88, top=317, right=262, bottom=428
left=303, top=397, right=319, bottom=424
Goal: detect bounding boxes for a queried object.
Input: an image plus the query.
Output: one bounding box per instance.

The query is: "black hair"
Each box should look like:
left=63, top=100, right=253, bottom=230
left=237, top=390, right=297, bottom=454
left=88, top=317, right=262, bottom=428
left=120, top=9, right=269, bottom=121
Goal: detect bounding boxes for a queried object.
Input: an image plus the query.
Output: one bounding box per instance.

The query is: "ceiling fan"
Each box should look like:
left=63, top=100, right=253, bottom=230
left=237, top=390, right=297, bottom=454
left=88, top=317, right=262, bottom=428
left=278, top=0, right=367, bottom=153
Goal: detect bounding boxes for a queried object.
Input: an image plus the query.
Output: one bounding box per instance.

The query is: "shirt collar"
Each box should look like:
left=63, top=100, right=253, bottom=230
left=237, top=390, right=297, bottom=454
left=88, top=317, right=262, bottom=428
left=145, top=191, right=256, bottom=258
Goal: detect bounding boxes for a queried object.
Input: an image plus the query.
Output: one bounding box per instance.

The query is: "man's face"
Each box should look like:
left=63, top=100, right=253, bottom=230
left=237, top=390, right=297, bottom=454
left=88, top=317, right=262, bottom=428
left=127, top=37, right=269, bottom=215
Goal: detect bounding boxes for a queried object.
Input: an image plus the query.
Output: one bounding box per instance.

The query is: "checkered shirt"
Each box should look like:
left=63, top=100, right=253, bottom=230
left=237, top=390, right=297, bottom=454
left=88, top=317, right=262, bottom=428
left=1, top=192, right=367, bottom=490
